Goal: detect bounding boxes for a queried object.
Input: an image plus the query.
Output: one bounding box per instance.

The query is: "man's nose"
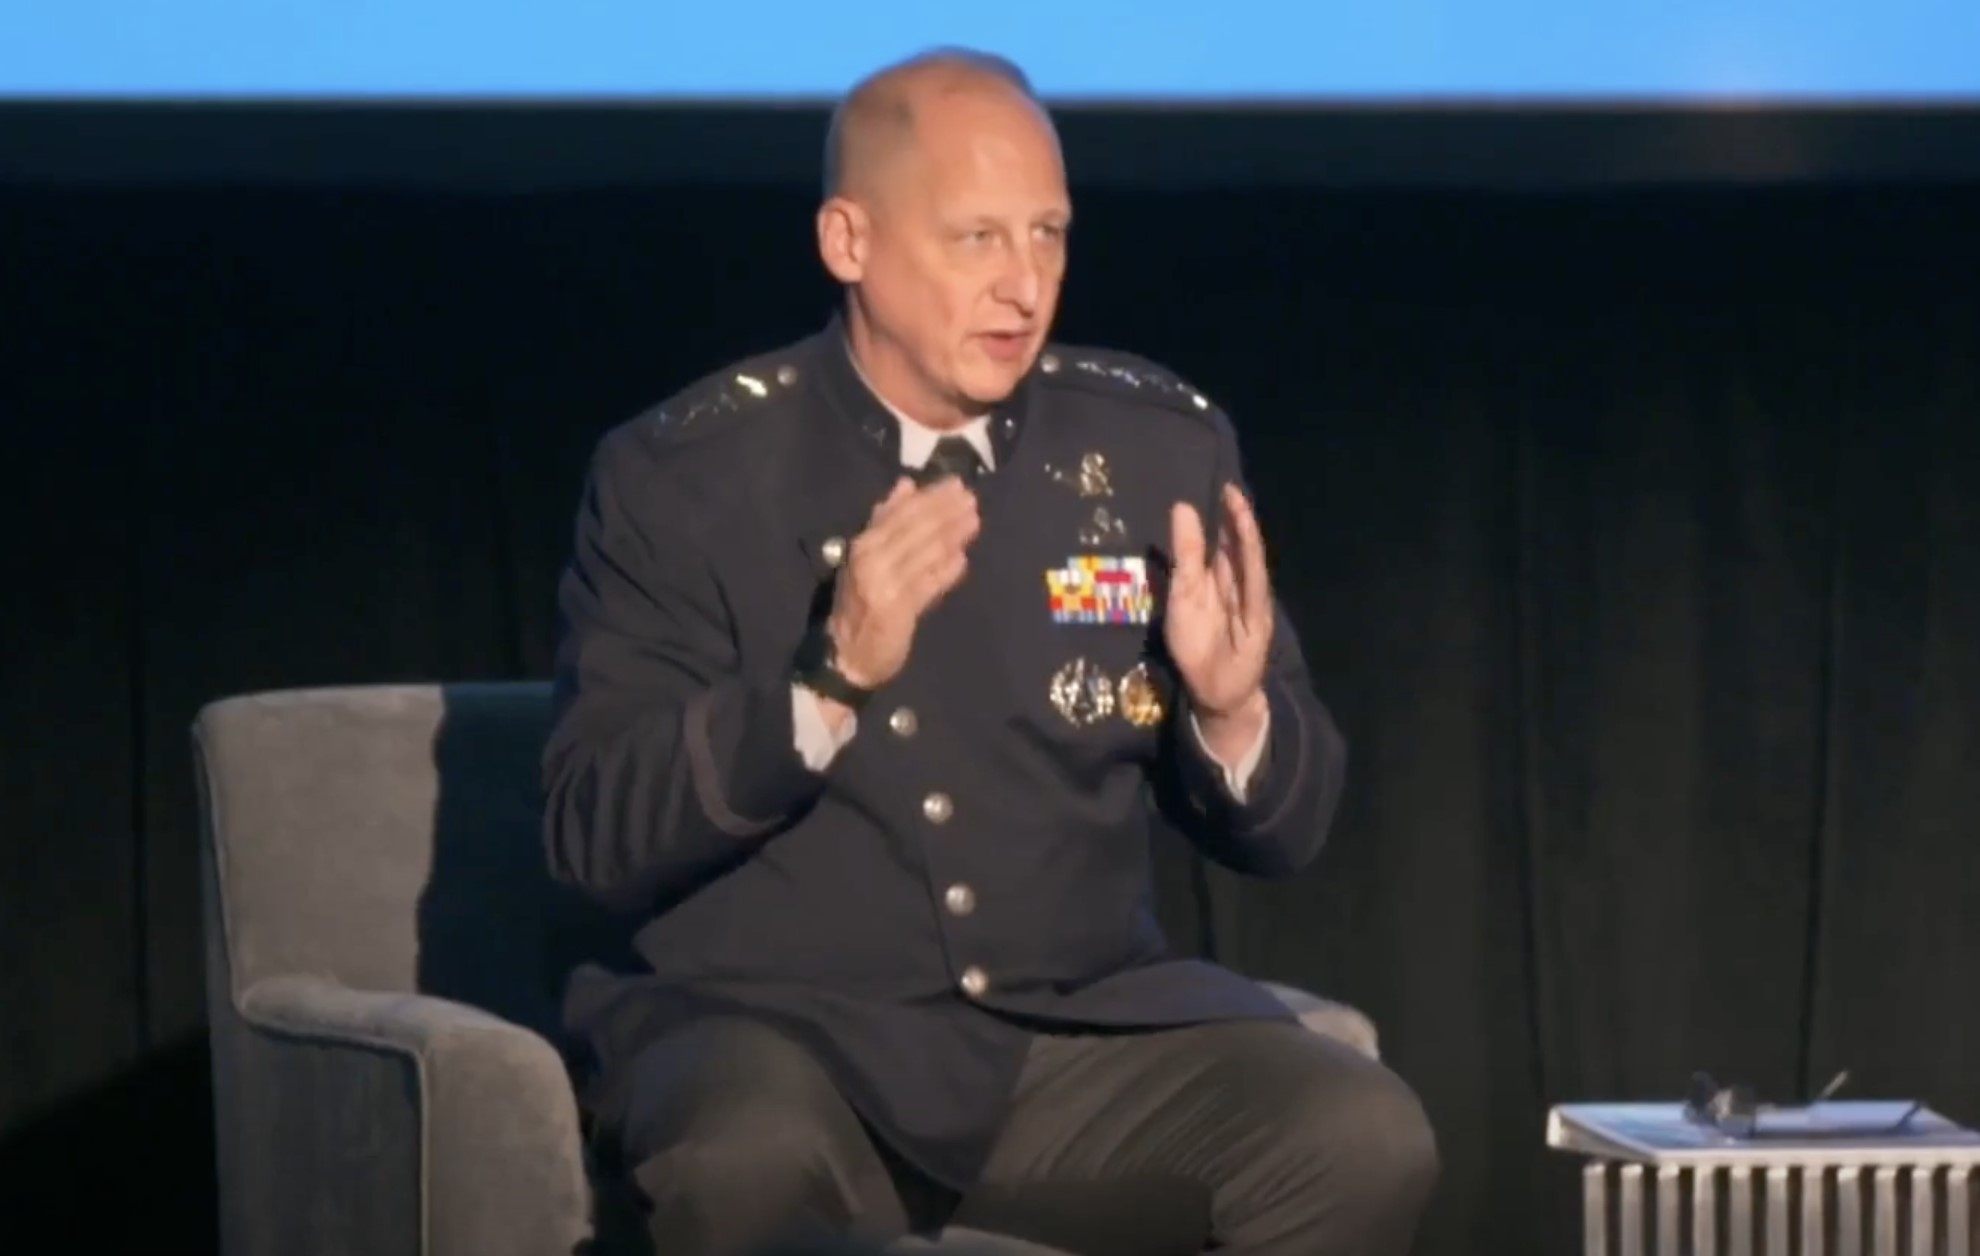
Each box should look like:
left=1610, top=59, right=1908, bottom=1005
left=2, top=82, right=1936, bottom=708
left=995, top=250, right=1041, bottom=314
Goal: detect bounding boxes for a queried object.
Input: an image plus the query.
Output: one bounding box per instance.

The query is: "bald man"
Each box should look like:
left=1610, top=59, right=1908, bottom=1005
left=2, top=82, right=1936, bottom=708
left=544, top=49, right=1438, bottom=1256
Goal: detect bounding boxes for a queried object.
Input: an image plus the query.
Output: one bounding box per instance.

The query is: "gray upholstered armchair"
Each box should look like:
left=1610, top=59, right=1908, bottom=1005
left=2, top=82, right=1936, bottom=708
left=194, top=682, right=1378, bottom=1256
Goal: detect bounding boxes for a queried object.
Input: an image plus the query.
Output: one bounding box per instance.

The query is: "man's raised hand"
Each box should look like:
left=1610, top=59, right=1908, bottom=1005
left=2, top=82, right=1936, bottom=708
left=825, top=477, right=980, bottom=690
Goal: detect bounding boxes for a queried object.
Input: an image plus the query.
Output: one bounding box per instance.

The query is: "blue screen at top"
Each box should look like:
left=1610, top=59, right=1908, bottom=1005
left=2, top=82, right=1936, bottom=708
left=3, top=0, right=1977, bottom=99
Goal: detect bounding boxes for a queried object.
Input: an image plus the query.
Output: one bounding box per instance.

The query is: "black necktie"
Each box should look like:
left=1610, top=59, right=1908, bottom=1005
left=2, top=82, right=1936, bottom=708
left=914, top=435, right=986, bottom=487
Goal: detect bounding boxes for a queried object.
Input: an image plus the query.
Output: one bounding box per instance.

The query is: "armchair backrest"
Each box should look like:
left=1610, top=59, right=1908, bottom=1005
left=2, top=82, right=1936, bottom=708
left=193, top=681, right=630, bottom=1041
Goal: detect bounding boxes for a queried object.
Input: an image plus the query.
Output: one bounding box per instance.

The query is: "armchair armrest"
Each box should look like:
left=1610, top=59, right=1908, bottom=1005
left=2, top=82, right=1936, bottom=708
left=230, top=974, right=593, bottom=1256
left=1258, top=980, right=1382, bottom=1061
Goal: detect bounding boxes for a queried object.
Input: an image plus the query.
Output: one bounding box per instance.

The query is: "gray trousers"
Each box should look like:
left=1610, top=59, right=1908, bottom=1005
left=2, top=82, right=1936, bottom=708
left=611, top=1016, right=1440, bottom=1256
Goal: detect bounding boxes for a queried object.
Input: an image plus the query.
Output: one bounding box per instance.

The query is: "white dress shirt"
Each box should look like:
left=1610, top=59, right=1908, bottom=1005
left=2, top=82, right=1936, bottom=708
left=791, top=356, right=1268, bottom=800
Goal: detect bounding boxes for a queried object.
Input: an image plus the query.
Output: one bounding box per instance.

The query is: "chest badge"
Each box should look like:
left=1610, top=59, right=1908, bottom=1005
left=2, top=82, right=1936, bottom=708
left=1075, top=451, right=1114, bottom=498
left=1078, top=505, right=1128, bottom=547
left=1048, top=658, right=1117, bottom=727
left=1046, top=555, right=1154, bottom=625
left=1117, top=662, right=1167, bottom=728
left=1046, top=451, right=1114, bottom=498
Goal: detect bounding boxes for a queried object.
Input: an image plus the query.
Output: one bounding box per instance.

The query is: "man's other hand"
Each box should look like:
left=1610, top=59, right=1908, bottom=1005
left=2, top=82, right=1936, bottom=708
left=826, top=476, right=981, bottom=691
left=1166, top=482, right=1274, bottom=756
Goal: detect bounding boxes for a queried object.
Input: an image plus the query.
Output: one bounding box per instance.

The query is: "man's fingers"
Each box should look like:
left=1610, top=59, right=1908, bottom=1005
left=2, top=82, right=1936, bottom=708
left=906, top=547, right=970, bottom=610
left=1224, top=483, right=1272, bottom=633
left=869, top=476, right=915, bottom=523
left=887, top=491, right=978, bottom=566
left=861, top=482, right=978, bottom=568
left=1212, top=545, right=1242, bottom=619
left=1169, top=502, right=1207, bottom=589
left=873, top=500, right=978, bottom=609
left=875, top=501, right=977, bottom=569
left=888, top=479, right=976, bottom=536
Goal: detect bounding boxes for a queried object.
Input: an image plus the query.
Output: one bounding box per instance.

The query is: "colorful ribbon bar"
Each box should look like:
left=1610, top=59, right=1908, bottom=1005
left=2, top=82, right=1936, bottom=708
left=1045, top=555, right=1154, bottom=625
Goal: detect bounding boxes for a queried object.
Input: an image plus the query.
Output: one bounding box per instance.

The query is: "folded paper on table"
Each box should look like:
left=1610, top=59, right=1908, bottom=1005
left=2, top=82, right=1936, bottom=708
left=1547, top=1102, right=1980, bottom=1167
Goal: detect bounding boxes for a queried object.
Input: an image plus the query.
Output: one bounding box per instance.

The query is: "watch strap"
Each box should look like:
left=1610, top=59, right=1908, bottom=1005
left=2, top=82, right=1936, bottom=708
left=793, top=620, right=874, bottom=710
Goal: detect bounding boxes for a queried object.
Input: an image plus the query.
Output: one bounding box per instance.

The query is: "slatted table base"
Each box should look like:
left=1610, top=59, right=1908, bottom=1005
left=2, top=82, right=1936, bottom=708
left=1583, top=1163, right=1976, bottom=1256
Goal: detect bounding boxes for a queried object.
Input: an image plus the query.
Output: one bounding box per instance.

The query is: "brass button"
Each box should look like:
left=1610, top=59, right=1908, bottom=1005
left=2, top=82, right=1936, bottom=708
left=959, top=966, right=989, bottom=998
left=922, top=792, right=953, bottom=824
left=889, top=706, right=918, bottom=738
left=943, top=883, right=976, bottom=917
left=820, top=536, right=846, bottom=568
left=1039, top=352, right=1061, bottom=374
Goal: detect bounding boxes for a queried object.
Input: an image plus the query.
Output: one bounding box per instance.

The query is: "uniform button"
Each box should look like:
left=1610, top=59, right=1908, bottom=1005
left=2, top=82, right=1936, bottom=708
left=959, top=966, right=989, bottom=998
left=943, top=883, right=976, bottom=917
left=820, top=535, right=846, bottom=568
left=889, top=706, right=918, bottom=738
left=922, top=792, right=953, bottom=824
left=1039, top=352, right=1061, bottom=374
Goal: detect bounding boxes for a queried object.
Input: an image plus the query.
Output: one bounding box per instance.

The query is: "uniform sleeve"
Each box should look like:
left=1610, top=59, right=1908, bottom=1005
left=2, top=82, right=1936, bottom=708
left=541, top=426, right=827, bottom=913
left=1156, top=408, right=1348, bottom=878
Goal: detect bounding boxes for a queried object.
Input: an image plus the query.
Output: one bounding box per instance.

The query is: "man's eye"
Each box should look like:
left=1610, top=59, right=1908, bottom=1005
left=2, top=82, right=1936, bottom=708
left=1035, top=224, right=1067, bottom=244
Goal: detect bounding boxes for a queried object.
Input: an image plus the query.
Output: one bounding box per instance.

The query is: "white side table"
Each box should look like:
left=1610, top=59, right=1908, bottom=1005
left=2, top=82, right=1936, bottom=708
left=1548, top=1103, right=1980, bottom=1255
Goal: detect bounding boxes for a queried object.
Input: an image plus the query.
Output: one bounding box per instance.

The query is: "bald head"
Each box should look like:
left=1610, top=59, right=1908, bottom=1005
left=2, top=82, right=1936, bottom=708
left=823, top=49, right=1050, bottom=202
left=815, top=49, right=1070, bottom=428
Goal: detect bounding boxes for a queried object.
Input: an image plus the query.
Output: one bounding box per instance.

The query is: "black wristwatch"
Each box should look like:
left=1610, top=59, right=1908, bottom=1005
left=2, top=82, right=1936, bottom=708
left=792, top=618, right=874, bottom=710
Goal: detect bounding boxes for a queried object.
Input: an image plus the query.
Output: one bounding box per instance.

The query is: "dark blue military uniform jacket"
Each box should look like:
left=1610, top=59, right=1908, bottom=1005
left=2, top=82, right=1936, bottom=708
left=543, top=318, right=1348, bottom=1187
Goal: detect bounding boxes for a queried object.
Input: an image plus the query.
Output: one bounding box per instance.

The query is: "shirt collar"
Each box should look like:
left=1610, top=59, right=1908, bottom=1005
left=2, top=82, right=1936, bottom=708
left=843, top=340, right=998, bottom=473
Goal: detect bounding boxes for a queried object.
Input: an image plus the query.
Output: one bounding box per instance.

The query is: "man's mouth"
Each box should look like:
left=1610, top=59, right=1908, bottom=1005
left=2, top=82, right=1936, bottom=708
left=977, top=330, right=1033, bottom=361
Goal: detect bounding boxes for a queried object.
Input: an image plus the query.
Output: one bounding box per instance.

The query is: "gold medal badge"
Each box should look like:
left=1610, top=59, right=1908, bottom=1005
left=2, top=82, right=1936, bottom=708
left=1117, top=661, right=1166, bottom=728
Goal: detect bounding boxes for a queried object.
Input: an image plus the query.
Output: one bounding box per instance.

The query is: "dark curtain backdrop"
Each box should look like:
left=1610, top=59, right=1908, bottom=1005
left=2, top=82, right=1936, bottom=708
left=2, top=174, right=1976, bottom=1255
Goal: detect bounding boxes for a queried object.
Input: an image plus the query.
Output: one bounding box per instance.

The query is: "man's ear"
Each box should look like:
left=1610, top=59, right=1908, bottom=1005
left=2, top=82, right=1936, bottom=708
left=816, top=197, right=868, bottom=284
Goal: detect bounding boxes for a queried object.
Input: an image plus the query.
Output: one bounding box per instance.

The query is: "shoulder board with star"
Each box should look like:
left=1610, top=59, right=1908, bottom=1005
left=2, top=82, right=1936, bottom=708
left=1034, top=346, right=1223, bottom=425
left=632, top=348, right=808, bottom=447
